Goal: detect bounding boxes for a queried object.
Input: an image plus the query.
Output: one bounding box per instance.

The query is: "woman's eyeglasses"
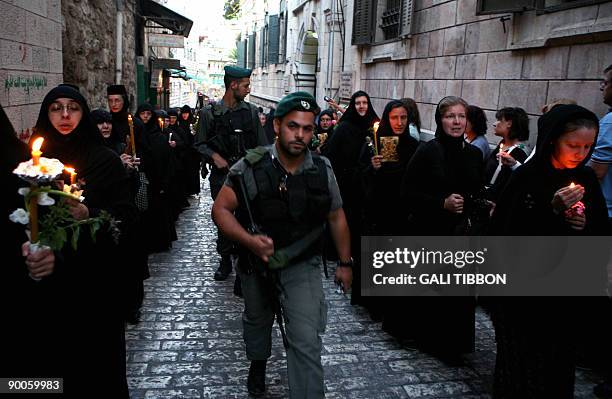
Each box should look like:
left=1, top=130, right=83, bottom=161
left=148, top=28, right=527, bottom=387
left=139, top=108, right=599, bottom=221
left=49, top=103, right=82, bottom=114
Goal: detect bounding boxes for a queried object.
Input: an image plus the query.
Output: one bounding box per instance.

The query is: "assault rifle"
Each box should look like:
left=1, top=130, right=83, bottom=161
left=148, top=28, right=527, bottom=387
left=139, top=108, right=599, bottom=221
left=231, top=171, right=289, bottom=349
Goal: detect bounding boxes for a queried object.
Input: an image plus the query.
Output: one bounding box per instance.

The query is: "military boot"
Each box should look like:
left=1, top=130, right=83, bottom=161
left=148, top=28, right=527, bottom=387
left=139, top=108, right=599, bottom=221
left=213, top=255, right=232, bottom=281
left=247, top=360, right=266, bottom=397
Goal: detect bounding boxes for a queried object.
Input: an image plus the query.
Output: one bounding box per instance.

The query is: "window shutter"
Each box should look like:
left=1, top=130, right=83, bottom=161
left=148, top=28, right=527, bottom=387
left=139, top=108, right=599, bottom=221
left=268, top=15, right=280, bottom=64
left=248, top=33, right=256, bottom=69
left=237, top=39, right=246, bottom=68
left=352, top=0, right=374, bottom=45
left=477, top=0, right=536, bottom=14
left=399, top=0, right=414, bottom=37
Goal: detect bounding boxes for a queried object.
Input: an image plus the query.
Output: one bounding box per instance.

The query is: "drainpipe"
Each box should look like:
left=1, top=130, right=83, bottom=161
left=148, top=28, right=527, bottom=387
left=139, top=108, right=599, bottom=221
left=115, top=0, right=124, bottom=84
left=326, top=0, right=335, bottom=98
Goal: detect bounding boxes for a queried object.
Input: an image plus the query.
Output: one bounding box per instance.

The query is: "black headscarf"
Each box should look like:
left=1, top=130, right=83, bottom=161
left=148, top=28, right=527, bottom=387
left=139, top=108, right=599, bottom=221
left=377, top=100, right=419, bottom=161
left=136, top=103, right=160, bottom=139
left=107, top=85, right=130, bottom=143
left=34, top=85, right=104, bottom=169
left=90, top=109, right=123, bottom=154
left=532, top=104, right=600, bottom=167
left=317, top=109, right=335, bottom=133
left=107, top=85, right=130, bottom=112
left=178, top=105, right=193, bottom=132
left=339, top=90, right=379, bottom=129
left=90, top=109, right=113, bottom=125
left=434, top=97, right=466, bottom=148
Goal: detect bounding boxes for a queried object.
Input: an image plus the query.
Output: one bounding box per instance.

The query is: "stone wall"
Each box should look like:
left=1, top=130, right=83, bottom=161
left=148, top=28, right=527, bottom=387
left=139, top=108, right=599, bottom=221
left=62, top=0, right=137, bottom=111
left=358, top=0, right=612, bottom=148
left=248, top=0, right=348, bottom=111
left=0, top=0, right=63, bottom=135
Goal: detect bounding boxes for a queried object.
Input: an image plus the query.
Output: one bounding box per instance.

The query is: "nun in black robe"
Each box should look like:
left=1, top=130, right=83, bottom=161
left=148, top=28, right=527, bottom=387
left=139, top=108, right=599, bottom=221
left=91, top=107, right=150, bottom=323
left=31, top=85, right=135, bottom=396
left=178, top=104, right=202, bottom=195
left=107, top=84, right=136, bottom=144
left=91, top=108, right=126, bottom=155
left=322, top=90, right=379, bottom=305
left=0, top=104, right=61, bottom=385
left=161, top=109, right=188, bottom=218
left=358, top=100, right=419, bottom=331
left=136, top=103, right=177, bottom=252
left=487, top=104, right=611, bottom=398
left=360, top=100, right=419, bottom=235
left=400, top=96, right=482, bottom=361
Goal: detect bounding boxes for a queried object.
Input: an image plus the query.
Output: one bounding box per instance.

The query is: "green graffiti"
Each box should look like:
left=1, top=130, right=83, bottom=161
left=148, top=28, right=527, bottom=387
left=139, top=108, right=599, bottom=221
left=4, top=75, right=48, bottom=94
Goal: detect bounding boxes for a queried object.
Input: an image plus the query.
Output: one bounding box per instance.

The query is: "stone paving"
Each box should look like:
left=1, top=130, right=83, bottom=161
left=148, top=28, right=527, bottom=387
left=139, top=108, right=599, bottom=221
left=126, top=184, right=603, bottom=398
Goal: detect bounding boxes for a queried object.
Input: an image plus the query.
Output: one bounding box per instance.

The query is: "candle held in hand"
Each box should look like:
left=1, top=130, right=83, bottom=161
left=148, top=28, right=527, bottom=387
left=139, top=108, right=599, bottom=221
left=372, top=122, right=380, bottom=156
left=31, top=137, right=44, bottom=166
left=65, top=167, right=77, bottom=185
left=127, top=114, right=136, bottom=157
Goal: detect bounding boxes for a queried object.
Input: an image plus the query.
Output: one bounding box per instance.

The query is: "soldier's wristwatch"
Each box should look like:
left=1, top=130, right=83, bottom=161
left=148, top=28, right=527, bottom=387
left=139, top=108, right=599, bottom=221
left=337, top=258, right=354, bottom=268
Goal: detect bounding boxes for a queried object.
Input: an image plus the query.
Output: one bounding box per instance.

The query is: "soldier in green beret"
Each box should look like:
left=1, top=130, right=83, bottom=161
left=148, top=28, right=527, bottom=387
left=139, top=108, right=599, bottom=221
left=212, top=91, right=353, bottom=398
left=195, top=65, right=270, bottom=282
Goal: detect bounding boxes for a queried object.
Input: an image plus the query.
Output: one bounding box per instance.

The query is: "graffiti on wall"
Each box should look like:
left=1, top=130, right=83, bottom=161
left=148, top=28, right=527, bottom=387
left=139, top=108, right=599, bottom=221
left=4, top=75, right=48, bottom=94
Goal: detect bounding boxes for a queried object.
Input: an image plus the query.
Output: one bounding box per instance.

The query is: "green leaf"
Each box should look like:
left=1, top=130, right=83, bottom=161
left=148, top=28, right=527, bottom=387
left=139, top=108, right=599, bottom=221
left=90, top=222, right=100, bottom=242
left=71, top=226, right=80, bottom=250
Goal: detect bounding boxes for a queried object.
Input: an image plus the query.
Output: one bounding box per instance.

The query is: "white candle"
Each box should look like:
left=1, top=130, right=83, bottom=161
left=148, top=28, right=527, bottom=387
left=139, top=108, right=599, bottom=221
left=31, top=137, right=44, bottom=166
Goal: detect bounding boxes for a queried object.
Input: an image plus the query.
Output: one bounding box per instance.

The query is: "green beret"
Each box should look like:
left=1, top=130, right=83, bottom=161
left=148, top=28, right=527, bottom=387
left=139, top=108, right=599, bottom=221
left=275, top=92, right=320, bottom=118
left=224, top=65, right=252, bottom=78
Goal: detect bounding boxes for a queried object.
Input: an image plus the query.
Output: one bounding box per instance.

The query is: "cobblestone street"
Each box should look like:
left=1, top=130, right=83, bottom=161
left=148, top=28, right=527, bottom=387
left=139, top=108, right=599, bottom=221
left=126, top=184, right=602, bottom=399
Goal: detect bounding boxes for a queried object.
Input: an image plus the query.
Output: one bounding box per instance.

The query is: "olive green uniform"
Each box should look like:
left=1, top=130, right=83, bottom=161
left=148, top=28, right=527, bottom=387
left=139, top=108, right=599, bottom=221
left=225, top=144, right=342, bottom=398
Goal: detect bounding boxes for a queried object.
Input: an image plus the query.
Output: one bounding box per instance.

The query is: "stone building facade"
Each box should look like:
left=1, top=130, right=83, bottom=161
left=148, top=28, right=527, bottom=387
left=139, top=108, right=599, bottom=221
left=0, top=0, right=63, bottom=135
left=237, top=0, right=349, bottom=112
left=356, top=0, right=612, bottom=146
left=62, top=0, right=138, bottom=110
left=238, top=0, right=611, bottom=150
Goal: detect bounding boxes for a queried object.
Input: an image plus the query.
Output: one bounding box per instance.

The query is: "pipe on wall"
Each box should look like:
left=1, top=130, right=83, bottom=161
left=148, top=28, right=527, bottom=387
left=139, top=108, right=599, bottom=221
left=115, top=0, right=124, bottom=84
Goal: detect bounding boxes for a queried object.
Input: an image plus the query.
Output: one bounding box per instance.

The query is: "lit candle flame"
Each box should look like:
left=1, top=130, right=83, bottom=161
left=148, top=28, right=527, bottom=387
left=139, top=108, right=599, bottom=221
left=158, top=117, right=164, bottom=130
left=31, top=137, right=44, bottom=165
left=570, top=182, right=575, bottom=188
left=128, top=114, right=133, bottom=123
left=372, top=122, right=380, bottom=156
left=65, top=167, right=77, bottom=185
left=32, top=137, right=44, bottom=152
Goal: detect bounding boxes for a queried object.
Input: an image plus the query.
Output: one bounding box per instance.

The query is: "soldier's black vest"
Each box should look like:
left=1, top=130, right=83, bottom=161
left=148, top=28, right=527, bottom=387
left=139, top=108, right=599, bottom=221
left=209, top=103, right=258, bottom=165
left=243, top=151, right=332, bottom=264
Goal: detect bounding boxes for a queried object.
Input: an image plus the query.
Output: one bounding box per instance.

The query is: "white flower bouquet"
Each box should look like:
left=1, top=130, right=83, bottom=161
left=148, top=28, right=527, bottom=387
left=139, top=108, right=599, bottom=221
left=10, top=140, right=119, bottom=253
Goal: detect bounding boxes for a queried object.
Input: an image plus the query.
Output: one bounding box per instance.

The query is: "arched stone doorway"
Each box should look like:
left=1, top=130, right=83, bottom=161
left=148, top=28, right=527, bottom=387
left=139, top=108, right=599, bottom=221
left=295, top=28, right=319, bottom=96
